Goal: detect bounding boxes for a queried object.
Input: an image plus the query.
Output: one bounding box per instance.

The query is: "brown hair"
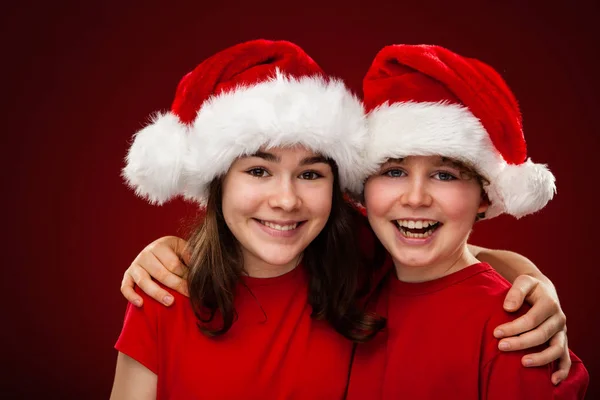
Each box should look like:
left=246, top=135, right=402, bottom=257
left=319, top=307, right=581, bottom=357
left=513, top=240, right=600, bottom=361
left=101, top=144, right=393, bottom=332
left=185, top=161, right=385, bottom=342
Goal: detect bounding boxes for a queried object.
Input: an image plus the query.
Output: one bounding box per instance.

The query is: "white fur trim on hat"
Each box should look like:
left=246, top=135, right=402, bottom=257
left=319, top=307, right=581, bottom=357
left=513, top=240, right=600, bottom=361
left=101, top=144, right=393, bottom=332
left=364, top=101, right=556, bottom=219
left=184, top=71, right=369, bottom=205
left=122, top=112, right=189, bottom=205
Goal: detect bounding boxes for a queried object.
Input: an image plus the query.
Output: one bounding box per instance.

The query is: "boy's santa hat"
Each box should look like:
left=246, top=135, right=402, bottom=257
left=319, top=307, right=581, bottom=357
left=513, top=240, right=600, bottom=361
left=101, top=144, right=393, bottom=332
left=123, top=39, right=368, bottom=205
left=363, top=44, right=556, bottom=219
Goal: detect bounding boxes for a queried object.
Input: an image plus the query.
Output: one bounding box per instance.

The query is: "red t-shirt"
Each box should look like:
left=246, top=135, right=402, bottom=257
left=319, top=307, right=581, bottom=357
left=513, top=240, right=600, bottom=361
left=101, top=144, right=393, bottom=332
left=115, top=264, right=354, bottom=399
left=347, top=261, right=589, bottom=399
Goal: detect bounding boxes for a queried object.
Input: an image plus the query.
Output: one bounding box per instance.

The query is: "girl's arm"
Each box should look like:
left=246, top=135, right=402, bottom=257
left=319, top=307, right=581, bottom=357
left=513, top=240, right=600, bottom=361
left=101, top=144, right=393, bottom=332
left=468, top=244, right=569, bottom=385
left=110, top=352, right=157, bottom=400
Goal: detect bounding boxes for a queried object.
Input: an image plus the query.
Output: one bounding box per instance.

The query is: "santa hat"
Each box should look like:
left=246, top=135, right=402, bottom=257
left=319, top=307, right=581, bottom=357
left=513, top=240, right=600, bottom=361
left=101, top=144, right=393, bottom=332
left=123, top=39, right=368, bottom=205
left=363, top=44, right=556, bottom=219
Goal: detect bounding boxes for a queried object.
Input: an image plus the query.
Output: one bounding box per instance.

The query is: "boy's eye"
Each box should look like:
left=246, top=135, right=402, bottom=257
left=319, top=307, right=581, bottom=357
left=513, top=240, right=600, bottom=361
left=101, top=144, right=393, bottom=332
left=434, top=171, right=457, bottom=181
left=384, top=169, right=406, bottom=178
left=299, top=171, right=322, bottom=180
left=246, top=168, right=270, bottom=178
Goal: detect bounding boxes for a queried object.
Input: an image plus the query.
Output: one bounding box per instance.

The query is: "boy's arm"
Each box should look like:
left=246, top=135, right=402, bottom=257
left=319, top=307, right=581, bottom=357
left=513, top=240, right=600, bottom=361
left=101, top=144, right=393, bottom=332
left=110, top=352, right=157, bottom=400
left=468, top=244, right=569, bottom=384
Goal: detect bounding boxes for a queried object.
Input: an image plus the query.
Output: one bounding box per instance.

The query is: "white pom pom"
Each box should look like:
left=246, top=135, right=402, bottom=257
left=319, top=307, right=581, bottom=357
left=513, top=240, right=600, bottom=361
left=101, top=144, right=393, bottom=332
left=122, top=112, right=189, bottom=205
left=489, top=159, right=556, bottom=219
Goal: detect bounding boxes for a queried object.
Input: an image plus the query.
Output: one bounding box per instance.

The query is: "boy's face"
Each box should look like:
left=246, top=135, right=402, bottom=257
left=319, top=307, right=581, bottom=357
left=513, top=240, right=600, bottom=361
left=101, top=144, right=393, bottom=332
left=364, top=155, right=489, bottom=281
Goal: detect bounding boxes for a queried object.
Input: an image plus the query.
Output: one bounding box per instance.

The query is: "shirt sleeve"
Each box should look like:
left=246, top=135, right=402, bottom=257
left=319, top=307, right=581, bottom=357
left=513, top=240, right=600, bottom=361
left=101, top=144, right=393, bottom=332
left=552, top=350, right=589, bottom=400
left=482, top=346, right=555, bottom=400
left=114, top=286, right=159, bottom=374
left=480, top=300, right=556, bottom=400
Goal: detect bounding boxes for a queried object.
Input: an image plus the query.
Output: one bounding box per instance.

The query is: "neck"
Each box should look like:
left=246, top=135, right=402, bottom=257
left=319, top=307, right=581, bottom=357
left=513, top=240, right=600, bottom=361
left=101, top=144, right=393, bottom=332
left=242, top=253, right=302, bottom=278
left=393, top=243, right=479, bottom=283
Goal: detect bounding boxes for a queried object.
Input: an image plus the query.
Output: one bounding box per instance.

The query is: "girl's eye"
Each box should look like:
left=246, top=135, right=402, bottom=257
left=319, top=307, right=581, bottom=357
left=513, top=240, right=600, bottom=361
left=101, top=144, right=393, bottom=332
left=384, top=169, right=406, bottom=178
left=299, top=171, right=322, bottom=180
left=246, top=168, right=270, bottom=178
left=433, top=171, right=457, bottom=181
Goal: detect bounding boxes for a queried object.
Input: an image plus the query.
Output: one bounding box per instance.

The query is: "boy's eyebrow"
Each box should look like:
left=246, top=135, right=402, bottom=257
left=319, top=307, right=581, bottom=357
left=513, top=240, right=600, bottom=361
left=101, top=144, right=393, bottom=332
left=436, top=157, right=462, bottom=168
left=300, top=155, right=329, bottom=166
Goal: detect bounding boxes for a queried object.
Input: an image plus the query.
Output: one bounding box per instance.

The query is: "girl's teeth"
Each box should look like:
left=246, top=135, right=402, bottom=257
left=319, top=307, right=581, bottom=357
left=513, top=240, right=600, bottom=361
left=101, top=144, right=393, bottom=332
left=263, top=221, right=298, bottom=231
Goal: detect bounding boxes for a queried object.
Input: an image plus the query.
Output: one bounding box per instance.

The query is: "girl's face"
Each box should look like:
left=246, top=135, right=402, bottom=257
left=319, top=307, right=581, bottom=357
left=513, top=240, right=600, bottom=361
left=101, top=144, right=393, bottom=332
left=364, top=155, right=488, bottom=282
left=222, top=145, right=334, bottom=275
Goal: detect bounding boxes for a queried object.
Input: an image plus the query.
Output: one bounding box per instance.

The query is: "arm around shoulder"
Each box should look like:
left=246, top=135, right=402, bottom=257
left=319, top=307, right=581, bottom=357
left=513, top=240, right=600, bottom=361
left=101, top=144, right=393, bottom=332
left=468, top=244, right=552, bottom=286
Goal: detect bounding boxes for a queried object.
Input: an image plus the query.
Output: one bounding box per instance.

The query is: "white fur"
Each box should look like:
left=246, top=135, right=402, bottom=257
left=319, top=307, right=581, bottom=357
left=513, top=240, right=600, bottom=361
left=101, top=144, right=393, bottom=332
left=122, top=112, right=189, bottom=205
left=364, top=101, right=556, bottom=218
left=184, top=71, right=369, bottom=205
left=488, top=160, right=556, bottom=219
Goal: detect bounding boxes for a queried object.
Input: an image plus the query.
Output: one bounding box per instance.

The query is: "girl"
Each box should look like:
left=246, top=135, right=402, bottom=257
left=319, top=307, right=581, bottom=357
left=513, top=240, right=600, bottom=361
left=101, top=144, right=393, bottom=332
left=111, top=39, right=383, bottom=399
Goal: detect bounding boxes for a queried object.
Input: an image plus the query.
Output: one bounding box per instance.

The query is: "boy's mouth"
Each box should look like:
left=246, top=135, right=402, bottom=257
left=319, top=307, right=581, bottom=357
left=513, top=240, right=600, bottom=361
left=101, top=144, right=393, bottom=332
left=393, top=219, right=442, bottom=239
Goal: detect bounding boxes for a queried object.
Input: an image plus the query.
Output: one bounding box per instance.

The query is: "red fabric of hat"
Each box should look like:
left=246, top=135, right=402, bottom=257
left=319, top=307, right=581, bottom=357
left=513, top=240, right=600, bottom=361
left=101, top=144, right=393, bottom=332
left=362, top=44, right=555, bottom=218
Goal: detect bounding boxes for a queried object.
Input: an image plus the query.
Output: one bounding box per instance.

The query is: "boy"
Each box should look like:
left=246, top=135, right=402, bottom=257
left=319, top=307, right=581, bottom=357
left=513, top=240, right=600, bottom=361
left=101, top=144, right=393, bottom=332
left=347, top=44, right=588, bottom=399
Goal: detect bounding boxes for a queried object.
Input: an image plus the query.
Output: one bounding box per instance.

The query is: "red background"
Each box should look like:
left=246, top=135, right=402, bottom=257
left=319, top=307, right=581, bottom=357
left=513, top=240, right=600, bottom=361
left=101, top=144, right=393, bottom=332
left=3, top=0, right=597, bottom=398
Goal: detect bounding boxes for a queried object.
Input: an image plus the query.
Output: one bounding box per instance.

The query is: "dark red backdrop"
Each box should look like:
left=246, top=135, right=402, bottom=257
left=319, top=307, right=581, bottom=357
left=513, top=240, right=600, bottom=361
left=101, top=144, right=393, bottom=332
left=3, top=0, right=597, bottom=398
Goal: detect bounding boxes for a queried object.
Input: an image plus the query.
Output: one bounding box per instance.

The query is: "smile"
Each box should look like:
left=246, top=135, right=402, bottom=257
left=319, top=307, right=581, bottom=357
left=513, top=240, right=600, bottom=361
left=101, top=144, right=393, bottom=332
left=253, top=219, right=307, bottom=237
left=394, top=219, right=442, bottom=239
left=258, top=220, right=302, bottom=231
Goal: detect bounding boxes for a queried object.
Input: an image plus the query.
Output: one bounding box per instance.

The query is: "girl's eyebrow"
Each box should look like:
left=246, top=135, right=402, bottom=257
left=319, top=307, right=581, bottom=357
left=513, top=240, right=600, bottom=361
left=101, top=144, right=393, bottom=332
left=300, top=155, right=329, bottom=166
left=243, top=151, right=280, bottom=162
left=242, top=152, right=328, bottom=166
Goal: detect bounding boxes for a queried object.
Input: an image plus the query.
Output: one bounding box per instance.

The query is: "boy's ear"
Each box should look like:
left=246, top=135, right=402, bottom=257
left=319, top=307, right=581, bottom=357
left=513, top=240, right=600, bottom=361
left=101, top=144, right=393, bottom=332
left=477, top=195, right=490, bottom=215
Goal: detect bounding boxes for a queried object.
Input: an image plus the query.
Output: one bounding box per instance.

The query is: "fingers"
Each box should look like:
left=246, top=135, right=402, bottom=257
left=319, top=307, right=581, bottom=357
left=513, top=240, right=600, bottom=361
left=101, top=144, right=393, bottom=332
left=128, top=263, right=175, bottom=306
left=494, top=302, right=548, bottom=339
left=495, top=284, right=561, bottom=339
left=170, top=236, right=192, bottom=266
left=121, top=271, right=143, bottom=307
left=518, top=331, right=570, bottom=384
left=502, top=275, right=538, bottom=312
left=497, top=313, right=565, bottom=351
left=144, top=247, right=189, bottom=297
left=150, top=240, right=189, bottom=279
left=551, top=336, right=571, bottom=385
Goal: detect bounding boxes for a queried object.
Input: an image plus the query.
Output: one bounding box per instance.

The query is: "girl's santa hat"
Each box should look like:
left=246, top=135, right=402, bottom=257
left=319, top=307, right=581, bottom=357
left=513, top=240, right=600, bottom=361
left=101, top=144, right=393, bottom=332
left=123, top=39, right=369, bottom=205
left=363, top=44, right=556, bottom=219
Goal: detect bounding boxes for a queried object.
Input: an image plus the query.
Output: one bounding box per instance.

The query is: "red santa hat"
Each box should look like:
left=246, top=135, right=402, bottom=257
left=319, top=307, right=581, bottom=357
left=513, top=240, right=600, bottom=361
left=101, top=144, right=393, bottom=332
left=123, top=39, right=368, bottom=205
left=363, top=44, right=556, bottom=219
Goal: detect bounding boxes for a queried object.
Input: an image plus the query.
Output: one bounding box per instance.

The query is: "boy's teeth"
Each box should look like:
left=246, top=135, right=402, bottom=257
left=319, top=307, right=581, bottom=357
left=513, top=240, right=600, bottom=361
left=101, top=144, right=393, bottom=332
left=399, top=228, right=435, bottom=239
left=263, top=221, right=298, bottom=231
left=397, top=220, right=437, bottom=228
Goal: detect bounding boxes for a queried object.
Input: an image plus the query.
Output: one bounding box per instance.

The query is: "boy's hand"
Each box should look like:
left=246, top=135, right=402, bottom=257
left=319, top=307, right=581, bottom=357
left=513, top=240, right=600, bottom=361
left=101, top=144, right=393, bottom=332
left=121, top=236, right=190, bottom=307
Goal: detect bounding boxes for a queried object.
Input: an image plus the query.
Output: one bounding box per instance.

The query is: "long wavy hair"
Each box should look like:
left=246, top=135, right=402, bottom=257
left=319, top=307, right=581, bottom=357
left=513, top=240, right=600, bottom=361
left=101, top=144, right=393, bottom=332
left=185, top=160, right=385, bottom=342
